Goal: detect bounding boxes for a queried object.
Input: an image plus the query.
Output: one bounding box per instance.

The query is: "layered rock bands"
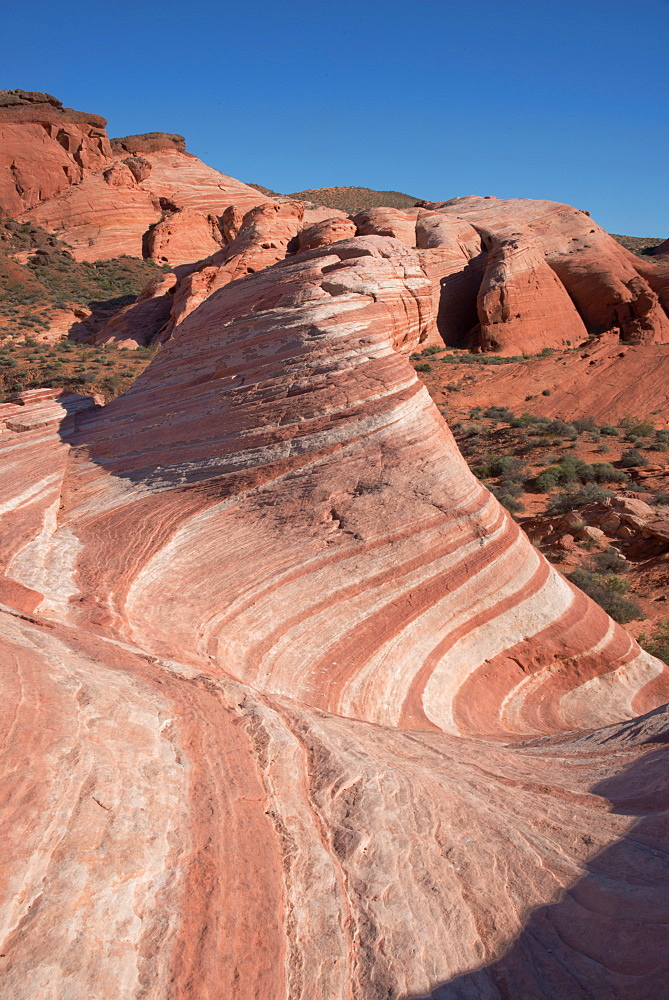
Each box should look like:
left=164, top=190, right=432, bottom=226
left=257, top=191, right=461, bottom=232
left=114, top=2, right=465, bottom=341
left=0, top=235, right=667, bottom=999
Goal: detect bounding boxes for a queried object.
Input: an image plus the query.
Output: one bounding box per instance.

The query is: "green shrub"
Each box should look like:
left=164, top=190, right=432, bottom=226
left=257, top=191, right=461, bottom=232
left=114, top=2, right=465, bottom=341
left=638, top=620, right=669, bottom=664
left=547, top=483, right=614, bottom=515
left=483, top=405, right=515, bottom=422
left=567, top=569, right=643, bottom=623
left=535, top=468, right=561, bottom=492
left=590, top=462, right=629, bottom=484
left=621, top=419, right=654, bottom=437
left=620, top=448, right=648, bottom=468
left=572, top=417, right=598, bottom=433
left=414, top=362, right=432, bottom=372
left=589, top=548, right=628, bottom=574
left=489, top=485, right=524, bottom=513
left=486, top=455, right=526, bottom=480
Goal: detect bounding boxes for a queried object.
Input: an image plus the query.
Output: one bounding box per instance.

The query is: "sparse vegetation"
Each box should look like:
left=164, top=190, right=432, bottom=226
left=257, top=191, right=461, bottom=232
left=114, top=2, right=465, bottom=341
left=620, top=448, right=649, bottom=468
left=0, top=218, right=167, bottom=339
left=567, top=568, right=643, bottom=623
left=638, top=620, right=669, bottom=664
left=0, top=337, right=157, bottom=401
left=547, top=484, right=614, bottom=514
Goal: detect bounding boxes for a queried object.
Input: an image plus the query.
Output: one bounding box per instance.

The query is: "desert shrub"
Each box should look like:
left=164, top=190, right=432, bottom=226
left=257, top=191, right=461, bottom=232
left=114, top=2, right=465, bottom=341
left=486, top=455, right=526, bottom=480
left=619, top=448, right=648, bottom=468
left=600, top=425, right=620, bottom=436
left=589, top=548, right=628, bottom=574
left=655, top=429, right=669, bottom=443
left=420, top=344, right=442, bottom=356
left=589, top=462, right=629, bottom=484
left=605, top=575, right=630, bottom=594
left=653, top=490, right=669, bottom=505
left=547, top=483, right=614, bottom=515
left=638, top=620, right=669, bottom=664
left=535, top=468, right=561, bottom=492
left=567, top=569, right=643, bottom=623
left=414, top=362, right=431, bottom=372
left=489, top=485, right=524, bottom=513
left=483, top=405, right=515, bottom=422
left=620, top=419, right=654, bottom=437
left=542, top=388, right=552, bottom=396
left=572, top=417, right=598, bottom=433
left=543, top=419, right=577, bottom=439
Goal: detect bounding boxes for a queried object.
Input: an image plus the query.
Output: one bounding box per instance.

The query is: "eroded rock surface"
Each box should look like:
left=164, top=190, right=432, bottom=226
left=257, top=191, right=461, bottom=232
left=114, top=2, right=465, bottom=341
left=345, top=198, right=669, bottom=353
left=0, top=235, right=667, bottom=999
left=0, top=89, right=112, bottom=216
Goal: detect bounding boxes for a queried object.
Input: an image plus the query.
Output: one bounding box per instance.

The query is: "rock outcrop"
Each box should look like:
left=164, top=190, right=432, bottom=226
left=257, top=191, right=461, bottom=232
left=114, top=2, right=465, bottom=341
left=0, top=235, right=667, bottom=999
left=21, top=147, right=278, bottom=260
left=430, top=197, right=669, bottom=350
left=111, top=132, right=187, bottom=155
left=0, top=89, right=112, bottom=216
left=344, top=198, right=669, bottom=354
left=0, top=93, right=279, bottom=261
left=143, top=208, right=226, bottom=266
left=151, top=201, right=305, bottom=345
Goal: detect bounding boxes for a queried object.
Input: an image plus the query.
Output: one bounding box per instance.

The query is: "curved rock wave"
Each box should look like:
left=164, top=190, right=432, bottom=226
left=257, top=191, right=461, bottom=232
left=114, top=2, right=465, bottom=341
left=0, top=235, right=667, bottom=998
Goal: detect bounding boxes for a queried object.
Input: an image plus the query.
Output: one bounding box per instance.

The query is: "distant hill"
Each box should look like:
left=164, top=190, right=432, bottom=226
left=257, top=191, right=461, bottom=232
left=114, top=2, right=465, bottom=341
left=248, top=183, right=419, bottom=216
left=611, top=234, right=667, bottom=258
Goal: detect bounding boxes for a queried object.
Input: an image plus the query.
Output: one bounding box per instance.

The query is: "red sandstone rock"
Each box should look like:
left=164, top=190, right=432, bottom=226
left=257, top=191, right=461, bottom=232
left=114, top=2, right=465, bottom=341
left=354, top=205, right=419, bottom=246
left=21, top=149, right=279, bottom=260
left=0, top=245, right=667, bottom=998
left=474, top=226, right=588, bottom=353
left=1, top=95, right=279, bottom=261
left=428, top=196, right=669, bottom=349
left=297, top=215, right=357, bottom=250
left=144, top=208, right=225, bottom=266
left=652, top=237, right=669, bottom=258
left=91, top=272, right=178, bottom=348
left=110, top=132, right=187, bottom=155
left=0, top=91, right=113, bottom=216
left=154, top=201, right=305, bottom=343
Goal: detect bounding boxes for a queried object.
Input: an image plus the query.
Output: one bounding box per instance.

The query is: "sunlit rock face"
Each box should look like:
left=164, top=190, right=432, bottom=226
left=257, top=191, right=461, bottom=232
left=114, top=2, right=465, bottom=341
left=356, top=197, right=669, bottom=353
left=0, top=236, right=667, bottom=1000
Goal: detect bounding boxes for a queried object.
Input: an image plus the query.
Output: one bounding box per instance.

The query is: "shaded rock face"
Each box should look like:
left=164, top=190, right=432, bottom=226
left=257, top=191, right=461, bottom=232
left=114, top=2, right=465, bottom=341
left=152, top=200, right=305, bottom=342
left=0, top=235, right=667, bottom=999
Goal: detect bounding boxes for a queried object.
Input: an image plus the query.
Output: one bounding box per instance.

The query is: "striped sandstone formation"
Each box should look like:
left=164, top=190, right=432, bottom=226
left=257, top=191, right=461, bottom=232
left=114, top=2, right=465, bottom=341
left=0, top=236, right=667, bottom=999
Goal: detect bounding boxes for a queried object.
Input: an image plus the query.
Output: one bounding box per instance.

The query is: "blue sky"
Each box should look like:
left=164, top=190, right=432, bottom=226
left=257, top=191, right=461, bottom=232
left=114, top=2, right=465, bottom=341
left=2, top=0, right=668, bottom=235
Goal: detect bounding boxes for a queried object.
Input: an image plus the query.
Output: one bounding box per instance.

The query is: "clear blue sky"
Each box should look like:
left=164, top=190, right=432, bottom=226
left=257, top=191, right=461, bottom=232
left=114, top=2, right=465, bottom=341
left=2, top=0, right=668, bottom=235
